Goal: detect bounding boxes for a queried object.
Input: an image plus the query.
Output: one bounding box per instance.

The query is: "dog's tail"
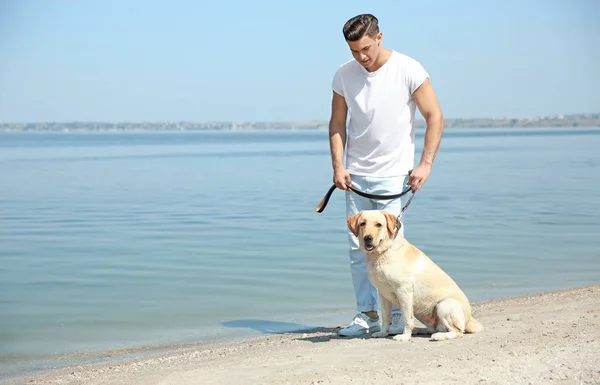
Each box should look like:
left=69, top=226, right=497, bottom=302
left=465, top=316, right=484, bottom=333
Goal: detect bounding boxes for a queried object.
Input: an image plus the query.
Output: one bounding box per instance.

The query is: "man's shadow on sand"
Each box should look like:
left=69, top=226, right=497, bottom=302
left=220, top=319, right=343, bottom=342
left=221, top=319, right=434, bottom=343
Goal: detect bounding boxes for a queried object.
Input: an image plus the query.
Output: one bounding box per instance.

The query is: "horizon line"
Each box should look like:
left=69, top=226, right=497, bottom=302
left=1, top=112, right=599, bottom=125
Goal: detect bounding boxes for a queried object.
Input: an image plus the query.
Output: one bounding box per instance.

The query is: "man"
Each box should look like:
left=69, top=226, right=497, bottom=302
left=328, top=13, right=444, bottom=337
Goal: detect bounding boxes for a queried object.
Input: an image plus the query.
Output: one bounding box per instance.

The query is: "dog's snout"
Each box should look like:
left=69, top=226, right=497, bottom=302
left=364, top=235, right=373, bottom=243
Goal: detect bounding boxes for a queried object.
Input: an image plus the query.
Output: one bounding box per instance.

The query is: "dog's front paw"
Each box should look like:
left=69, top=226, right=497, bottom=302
left=392, top=333, right=412, bottom=342
left=371, top=330, right=389, bottom=338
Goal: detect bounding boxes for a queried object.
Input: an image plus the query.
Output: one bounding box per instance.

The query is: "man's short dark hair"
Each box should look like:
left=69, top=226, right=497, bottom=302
left=342, top=14, right=380, bottom=41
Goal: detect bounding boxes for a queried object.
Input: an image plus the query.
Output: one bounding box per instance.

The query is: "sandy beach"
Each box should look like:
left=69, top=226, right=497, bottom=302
left=4, top=284, right=600, bottom=385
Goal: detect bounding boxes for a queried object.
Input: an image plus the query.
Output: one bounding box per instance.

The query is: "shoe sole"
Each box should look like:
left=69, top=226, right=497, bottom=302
left=337, top=326, right=381, bottom=337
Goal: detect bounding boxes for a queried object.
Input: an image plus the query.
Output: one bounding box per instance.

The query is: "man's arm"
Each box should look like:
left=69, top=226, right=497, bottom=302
left=329, top=91, right=351, bottom=190
left=408, top=78, right=444, bottom=192
left=414, top=78, right=444, bottom=166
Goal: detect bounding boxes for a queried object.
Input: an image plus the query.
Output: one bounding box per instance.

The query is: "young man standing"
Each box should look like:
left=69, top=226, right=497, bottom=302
left=329, top=13, right=444, bottom=337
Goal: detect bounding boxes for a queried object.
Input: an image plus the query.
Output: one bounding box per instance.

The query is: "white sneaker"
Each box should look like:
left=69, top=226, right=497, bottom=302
left=338, top=313, right=381, bottom=337
left=389, top=313, right=404, bottom=335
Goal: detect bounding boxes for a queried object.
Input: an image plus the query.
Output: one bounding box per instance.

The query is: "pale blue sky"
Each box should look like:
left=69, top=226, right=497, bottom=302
left=1, top=0, right=598, bottom=122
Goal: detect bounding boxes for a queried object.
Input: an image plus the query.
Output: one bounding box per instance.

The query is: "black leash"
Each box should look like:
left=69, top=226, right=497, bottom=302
left=315, top=183, right=415, bottom=214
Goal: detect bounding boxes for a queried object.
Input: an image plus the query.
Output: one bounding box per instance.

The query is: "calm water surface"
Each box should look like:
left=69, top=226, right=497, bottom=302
left=1, top=128, right=599, bottom=378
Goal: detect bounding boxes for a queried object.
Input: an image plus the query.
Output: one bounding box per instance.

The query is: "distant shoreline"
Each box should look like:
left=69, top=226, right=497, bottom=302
left=1, top=113, right=599, bottom=132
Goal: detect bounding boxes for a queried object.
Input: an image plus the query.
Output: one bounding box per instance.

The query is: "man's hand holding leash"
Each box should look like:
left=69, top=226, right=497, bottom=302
left=407, top=162, right=431, bottom=193
left=333, top=165, right=352, bottom=191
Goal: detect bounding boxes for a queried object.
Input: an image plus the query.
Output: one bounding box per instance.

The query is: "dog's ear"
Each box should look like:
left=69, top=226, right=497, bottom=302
left=346, top=213, right=361, bottom=237
left=382, top=211, right=399, bottom=236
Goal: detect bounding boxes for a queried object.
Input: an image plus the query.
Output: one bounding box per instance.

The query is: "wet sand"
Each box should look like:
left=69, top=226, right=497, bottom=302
left=4, top=284, right=600, bottom=385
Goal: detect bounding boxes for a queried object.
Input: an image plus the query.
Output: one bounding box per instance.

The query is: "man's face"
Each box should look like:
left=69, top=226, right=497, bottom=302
left=347, top=33, right=382, bottom=70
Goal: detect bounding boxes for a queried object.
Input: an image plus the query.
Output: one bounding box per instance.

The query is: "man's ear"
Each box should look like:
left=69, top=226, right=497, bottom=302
left=382, top=211, right=399, bottom=236
left=346, top=213, right=361, bottom=237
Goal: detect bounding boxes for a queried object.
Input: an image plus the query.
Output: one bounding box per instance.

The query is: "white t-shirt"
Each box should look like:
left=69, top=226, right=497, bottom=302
left=331, top=50, right=429, bottom=177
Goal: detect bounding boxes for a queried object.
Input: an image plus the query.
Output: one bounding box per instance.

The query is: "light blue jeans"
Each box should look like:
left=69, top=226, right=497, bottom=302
left=345, top=173, right=411, bottom=315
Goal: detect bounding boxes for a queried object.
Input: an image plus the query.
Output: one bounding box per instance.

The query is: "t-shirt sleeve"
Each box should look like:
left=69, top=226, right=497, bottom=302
left=406, top=58, right=429, bottom=94
left=331, top=68, right=344, bottom=96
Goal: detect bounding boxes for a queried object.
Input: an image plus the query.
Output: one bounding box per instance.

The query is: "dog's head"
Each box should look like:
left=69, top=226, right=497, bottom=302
left=346, top=210, right=400, bottom=253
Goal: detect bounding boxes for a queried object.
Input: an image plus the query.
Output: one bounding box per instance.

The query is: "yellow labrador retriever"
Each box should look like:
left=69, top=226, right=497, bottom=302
left=346, top=209, right=483, bottom=342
